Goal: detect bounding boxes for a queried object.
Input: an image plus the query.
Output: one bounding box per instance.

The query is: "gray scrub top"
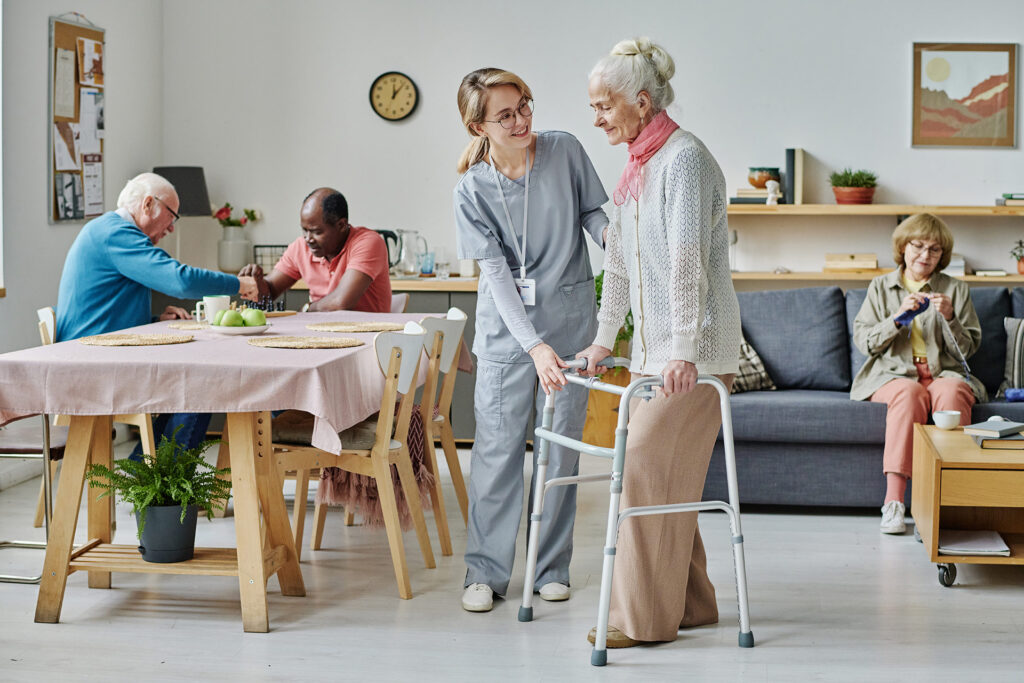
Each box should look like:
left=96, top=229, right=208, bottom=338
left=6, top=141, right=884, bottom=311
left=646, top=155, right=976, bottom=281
left=454, top=130, right=608, bottom=363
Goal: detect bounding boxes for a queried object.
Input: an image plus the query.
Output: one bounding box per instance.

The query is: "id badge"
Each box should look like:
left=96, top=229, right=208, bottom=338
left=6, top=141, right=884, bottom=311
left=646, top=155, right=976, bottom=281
left=514, top=278, right=536, bottom=306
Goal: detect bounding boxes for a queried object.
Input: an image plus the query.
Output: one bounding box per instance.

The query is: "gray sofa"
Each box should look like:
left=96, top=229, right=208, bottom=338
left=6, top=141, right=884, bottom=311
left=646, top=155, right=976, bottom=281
left=703, top=285, right=1024, bottom=507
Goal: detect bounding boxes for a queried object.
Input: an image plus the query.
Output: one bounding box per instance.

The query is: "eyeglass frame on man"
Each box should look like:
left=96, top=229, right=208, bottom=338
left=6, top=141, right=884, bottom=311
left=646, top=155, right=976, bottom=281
left=482, top=98, right=535, bottom=130
left=907, top=240, right=942, bottom=257
left=153, top=196, right=180, bottom=224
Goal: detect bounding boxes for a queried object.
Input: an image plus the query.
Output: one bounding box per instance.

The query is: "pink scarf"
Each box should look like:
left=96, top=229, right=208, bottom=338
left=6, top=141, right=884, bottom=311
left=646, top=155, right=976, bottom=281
left=612, top=110, right=679, bottom=206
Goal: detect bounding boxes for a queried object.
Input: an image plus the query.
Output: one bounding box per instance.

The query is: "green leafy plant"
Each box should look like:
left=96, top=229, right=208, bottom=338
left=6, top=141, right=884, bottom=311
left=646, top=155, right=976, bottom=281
left=86, top=429, right=231, bottom=538
left=594, top=271, right=633, bottom=369
left=1011, top=240, right=1024, bottom=262
left=829, top=168, right=877, bottom=188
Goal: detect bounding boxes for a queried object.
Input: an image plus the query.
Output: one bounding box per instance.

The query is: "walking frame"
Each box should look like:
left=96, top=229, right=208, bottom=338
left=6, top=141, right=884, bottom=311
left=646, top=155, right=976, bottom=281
left=0, top=415, right=55, bottom=584
left=517, top=357, right=754, bottom=666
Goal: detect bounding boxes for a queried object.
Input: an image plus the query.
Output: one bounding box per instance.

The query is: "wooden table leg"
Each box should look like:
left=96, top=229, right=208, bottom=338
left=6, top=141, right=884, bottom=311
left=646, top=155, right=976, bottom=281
left=87, top=415, right=113, bottom=589
left=226, top=412, right=270, bottom=632
left=35, top=416, right=97, bottom=623
left=252, top=411, right=305, bottom=597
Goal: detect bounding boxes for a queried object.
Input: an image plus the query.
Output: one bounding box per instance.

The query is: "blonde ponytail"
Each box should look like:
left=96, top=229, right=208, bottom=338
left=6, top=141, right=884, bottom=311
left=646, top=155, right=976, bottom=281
left=456, top=68, right=533, bottom=174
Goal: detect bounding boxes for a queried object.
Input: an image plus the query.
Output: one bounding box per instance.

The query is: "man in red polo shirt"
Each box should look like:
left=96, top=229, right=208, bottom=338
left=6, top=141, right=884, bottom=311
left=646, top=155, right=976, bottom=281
left=240, top=188, right=391, bottom=312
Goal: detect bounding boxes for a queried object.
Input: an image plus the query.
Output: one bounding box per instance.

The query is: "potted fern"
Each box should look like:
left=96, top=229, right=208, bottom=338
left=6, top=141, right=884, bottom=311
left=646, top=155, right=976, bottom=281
left=86, top=430, right=231, bottom=563
left=829, top=168, right=877, bottom=204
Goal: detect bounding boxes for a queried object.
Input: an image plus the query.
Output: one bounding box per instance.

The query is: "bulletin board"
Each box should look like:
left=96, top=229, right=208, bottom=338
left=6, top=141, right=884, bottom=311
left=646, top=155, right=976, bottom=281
left=48, top=14, right=106, bottom=223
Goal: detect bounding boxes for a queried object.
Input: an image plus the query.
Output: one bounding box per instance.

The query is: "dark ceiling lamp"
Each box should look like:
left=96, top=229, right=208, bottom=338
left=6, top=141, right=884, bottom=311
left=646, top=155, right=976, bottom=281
left=151, top=166, right=211, bottom=216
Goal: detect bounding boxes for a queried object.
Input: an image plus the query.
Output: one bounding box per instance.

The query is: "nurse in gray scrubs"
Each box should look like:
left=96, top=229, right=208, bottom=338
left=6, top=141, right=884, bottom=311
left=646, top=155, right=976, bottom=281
left=454, top=68, right=608, bottom=613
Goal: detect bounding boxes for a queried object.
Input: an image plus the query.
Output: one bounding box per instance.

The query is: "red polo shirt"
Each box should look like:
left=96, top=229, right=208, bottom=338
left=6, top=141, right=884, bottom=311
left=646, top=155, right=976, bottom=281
left=275, top=226, right=392, bottom=313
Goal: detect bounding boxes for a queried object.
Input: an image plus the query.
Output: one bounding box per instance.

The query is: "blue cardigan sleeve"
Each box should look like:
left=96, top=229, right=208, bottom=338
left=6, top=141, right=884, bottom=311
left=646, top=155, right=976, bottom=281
left=109, top=225, right=239, bottom=298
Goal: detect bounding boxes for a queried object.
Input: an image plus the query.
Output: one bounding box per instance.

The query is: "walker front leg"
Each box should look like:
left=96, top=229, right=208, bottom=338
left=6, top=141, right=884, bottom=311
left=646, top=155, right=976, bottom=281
left=519, top=392, right=556, bottom=623
left=592, top=424, right=628, bottom=666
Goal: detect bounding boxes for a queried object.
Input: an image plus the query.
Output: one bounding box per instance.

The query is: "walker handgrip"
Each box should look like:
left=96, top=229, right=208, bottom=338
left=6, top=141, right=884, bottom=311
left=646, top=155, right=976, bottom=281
left=563, top=359, right=588, bottom=370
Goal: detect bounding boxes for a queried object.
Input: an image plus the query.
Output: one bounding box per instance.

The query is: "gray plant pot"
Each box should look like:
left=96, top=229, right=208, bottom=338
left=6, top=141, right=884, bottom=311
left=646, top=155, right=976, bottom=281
left=137, top=504, right=198, bottom=563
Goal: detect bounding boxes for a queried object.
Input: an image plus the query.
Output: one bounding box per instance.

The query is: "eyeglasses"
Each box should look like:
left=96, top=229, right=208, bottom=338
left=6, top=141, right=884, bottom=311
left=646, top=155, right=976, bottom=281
left=154, top=196, right=180, bottom=223
left=907, top=241, right=942, bottom=256
left=483, top=98, right=535, bottom=130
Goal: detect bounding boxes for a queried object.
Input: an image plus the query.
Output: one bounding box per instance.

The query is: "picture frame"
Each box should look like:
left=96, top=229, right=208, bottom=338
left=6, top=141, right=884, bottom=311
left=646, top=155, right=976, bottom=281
left=912, top=42, right=1016, bottom=147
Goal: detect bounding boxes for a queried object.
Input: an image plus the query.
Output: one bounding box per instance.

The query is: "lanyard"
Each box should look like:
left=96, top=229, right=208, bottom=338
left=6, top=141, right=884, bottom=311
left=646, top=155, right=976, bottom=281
left=491, top=148, right=530, bottom=280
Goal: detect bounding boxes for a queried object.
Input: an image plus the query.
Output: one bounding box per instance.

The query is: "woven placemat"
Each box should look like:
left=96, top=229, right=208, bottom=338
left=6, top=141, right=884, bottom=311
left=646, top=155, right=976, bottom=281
left=79, top=333, right=195, bottom=346
left=247, top=336, right=364, bottom=349
left=167, top=322, right=209, bottom=330
left=305, top=321, right=404, bottom=333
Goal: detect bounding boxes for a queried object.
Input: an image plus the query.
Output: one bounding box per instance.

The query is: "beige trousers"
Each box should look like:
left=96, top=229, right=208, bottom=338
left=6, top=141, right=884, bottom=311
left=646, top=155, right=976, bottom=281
left=608, top=373, right=734, bottom=642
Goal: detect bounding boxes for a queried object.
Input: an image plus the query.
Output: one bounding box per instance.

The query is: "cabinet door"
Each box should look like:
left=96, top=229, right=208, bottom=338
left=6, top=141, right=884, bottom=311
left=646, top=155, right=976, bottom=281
left=450, top=292, right=477, bottom=441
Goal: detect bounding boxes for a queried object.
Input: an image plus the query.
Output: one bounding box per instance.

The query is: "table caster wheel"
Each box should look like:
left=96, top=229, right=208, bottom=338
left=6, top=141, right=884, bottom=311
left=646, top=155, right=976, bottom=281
left=937, top=563, right=956, bottom=587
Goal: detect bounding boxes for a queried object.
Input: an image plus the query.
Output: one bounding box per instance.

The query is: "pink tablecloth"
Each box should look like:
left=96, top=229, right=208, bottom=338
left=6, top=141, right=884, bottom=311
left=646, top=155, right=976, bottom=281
left=0, top=311, right=471, bottom=455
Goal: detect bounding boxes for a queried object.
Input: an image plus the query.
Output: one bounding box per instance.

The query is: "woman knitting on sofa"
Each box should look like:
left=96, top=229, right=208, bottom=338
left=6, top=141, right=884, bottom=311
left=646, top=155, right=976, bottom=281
left=852, top=213, right=983, bottom=534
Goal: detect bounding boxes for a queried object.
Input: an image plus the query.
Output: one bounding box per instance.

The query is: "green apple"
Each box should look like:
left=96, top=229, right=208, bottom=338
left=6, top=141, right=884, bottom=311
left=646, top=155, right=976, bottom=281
left=220, top=310, right=244, bottom=327
left=212, top=309, right=228, bottom=326
left=241, top=309, right=266, bottom=327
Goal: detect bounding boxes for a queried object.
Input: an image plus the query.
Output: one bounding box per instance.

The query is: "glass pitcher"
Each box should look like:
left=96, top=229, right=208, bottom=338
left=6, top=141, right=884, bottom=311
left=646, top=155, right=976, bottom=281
left=396, top=229, right=429, bottom=276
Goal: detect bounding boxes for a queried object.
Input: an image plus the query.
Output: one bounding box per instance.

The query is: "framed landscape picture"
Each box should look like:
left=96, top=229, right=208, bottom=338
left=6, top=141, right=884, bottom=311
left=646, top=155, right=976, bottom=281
left=913, top=42, right=1016, bottom=147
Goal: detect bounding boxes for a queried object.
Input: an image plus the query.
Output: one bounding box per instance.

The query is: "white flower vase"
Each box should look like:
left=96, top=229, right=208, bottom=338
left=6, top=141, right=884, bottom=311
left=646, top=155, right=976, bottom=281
left=218, top=225, right=252, bottom=273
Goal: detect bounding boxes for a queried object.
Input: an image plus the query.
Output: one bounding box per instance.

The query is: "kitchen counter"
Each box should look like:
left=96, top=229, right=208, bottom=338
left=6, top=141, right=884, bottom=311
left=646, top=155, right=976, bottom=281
left=293, top=277, right=479, bottom=292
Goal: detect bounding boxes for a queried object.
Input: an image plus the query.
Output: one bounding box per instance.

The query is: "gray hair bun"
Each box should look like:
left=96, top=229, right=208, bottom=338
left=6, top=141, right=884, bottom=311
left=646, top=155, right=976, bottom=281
left=594, top=37, right=676, bottom=112
left=611, top=37, right=675, bottom=84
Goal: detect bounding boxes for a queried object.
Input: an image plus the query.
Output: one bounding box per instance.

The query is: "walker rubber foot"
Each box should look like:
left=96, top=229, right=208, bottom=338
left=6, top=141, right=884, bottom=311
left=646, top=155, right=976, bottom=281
left=739, top=631, right=755, bottom=648
left=591, top=649, right=607, bottom=666
left=517, top=606, right=533, bottom=622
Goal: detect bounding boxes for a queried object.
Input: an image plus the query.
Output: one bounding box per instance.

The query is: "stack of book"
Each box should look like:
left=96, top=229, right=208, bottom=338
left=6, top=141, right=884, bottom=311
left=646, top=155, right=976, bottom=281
left=823, top=253, right=878, bottom=272
left=784, top=147, right=804, bottom=205
left=942, top=253, right=967, bottom=277
left=995, top=192, right=1024, bottom=206
left=730, top=187, right=775, bottom=204
left=964, top=417, right=1024, bottom=449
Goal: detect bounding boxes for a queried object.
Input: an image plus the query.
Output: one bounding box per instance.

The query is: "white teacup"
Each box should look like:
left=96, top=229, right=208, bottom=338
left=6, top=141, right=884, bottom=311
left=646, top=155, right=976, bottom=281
left=933, top=410, right=961, bottom=430
left=195, top=295, right=231, bottom=323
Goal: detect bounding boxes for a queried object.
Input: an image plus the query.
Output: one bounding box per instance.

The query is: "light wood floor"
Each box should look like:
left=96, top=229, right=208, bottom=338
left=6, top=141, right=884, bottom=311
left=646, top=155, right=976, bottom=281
left=2, top=441, right=1023, bottom=682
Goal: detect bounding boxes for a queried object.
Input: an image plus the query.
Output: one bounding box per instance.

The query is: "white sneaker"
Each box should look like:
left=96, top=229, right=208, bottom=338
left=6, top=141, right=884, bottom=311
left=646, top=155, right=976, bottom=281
left=462, top=583, right=494, bottom=612
left=880, top=501, right=906, bottom=534
left=539, top=582, right=570, bottom=602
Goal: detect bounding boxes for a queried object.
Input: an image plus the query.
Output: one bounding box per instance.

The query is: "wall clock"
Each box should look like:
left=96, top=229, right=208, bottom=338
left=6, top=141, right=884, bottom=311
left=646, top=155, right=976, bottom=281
left=369, top=71, right=419, bottom=121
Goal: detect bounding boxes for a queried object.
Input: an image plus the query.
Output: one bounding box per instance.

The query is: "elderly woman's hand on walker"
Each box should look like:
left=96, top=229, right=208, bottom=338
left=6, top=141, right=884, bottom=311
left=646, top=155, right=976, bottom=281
left=661, top=359, right=697, bottom=396
left=576, top=344, right=612, bottom=378
left=529, top=342, right=569, bottom=394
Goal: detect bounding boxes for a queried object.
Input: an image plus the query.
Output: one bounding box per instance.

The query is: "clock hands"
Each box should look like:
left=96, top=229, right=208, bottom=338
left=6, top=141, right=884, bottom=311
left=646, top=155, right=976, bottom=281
left=391, top=82, right=405, bottom=100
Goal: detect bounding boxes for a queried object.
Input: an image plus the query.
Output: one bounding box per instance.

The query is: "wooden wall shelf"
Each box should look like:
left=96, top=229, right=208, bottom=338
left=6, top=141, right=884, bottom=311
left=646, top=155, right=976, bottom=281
left=731, top=271, right=1024, bottom=284
left=727, top=204, right=1024, bottom=217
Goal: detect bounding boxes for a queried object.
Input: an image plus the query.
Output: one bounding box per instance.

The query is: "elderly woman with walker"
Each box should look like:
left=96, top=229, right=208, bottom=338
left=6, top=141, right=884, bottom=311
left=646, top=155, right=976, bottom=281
left=577, top=37, right=742, bottom=648
left=453, top=68, right=609, bottom=613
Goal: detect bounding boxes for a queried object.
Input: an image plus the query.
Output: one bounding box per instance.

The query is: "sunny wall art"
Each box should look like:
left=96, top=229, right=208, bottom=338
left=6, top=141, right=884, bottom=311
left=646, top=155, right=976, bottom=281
left=913, top=43, right=1016, bottom=147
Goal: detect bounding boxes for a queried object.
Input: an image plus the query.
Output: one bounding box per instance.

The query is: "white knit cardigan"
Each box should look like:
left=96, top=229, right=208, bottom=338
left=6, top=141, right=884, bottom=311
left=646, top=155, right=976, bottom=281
left=594, top=129, right=741, bottom=376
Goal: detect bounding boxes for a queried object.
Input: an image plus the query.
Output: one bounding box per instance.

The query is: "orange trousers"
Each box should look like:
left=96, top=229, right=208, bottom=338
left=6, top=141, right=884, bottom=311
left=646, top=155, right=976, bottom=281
left=869, top=362, right=975, bottom=477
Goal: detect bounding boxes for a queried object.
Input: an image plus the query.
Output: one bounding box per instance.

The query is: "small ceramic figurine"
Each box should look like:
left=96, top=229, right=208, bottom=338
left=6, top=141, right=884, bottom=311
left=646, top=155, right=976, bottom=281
left=765, top=179, right=781, bottom=205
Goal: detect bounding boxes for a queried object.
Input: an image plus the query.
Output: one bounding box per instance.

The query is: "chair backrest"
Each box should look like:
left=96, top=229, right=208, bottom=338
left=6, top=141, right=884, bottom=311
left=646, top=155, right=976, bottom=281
left=390, top=293, right=410, bottom=313
left=420, top=308, right=468, bottom=415
left=373, top=321, right=426, bottom=449
left=37, top=307, right=56, bottom=346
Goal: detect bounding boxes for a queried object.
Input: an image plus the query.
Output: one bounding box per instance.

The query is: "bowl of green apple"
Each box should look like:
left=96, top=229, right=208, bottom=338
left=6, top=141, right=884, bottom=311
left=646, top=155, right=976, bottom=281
left=208, top=307, right=270, bottom=335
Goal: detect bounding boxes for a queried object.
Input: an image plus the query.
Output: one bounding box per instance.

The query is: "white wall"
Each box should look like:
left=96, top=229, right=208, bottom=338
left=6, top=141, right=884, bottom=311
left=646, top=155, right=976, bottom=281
left=0, top=0, right=164, bottom=352
left=160, top=0, right=1024, bottom=277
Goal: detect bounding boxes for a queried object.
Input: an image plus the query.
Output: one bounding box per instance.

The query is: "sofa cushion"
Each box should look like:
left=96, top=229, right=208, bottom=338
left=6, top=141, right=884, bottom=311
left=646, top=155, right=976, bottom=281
left=737, top=286, right=850, bottom=391
left=971, top=399, right=1024, bottom=423
left=1012, top=287, right=1024, bottom=318
left=968, top=287, right=1010, bottom=397
left=1000, top=317, right=1024, bottom=394
left=732, top=338, right=776, bottom=394
left=727, top=389, right=887, bottom=445
left=846, top=288, right=868, bottom=381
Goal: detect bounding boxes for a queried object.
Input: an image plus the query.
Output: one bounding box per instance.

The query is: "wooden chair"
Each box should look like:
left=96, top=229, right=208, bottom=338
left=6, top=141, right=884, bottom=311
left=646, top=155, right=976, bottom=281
left=0, top=415, right=66, bottom=583
left=273, top=322, right=435, bottom=599
left=34, top=307, right=157, bottom=527
left=390, top=292, right=409, bottom=313
left=418, top=308, right=469, bottom=556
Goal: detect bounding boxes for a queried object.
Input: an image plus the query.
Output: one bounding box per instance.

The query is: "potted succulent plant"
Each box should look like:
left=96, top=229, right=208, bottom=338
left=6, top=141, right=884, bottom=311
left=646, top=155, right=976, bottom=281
left=1011, top=240, right=1024, bottom=275
left=829, top=168, right=877, bottom=205
left=86, top=429, right=231, bottom=563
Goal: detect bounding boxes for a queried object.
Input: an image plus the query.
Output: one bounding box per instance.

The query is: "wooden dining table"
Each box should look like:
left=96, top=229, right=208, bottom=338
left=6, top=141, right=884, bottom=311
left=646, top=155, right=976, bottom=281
left=0, top=310, right=453, bottom=632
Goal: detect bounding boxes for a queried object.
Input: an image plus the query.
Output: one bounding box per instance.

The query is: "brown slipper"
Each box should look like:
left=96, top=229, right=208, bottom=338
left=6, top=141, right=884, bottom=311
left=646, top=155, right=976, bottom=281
left=587, top=625, right=643, bottom=648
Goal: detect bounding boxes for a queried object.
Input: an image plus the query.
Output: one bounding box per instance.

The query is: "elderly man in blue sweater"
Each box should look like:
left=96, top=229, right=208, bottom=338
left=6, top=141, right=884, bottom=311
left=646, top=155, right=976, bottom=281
left=56, top=172, right=259, bottom=456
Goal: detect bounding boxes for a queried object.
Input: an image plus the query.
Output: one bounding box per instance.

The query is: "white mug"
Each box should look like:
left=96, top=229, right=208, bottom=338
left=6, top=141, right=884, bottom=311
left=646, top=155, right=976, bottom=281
left=194, top=295, right=231, bottom=323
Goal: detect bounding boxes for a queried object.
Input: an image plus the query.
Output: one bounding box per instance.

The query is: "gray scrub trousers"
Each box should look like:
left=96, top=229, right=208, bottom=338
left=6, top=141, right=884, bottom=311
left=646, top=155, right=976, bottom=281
left=453, top=130, right=609, bottom=596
